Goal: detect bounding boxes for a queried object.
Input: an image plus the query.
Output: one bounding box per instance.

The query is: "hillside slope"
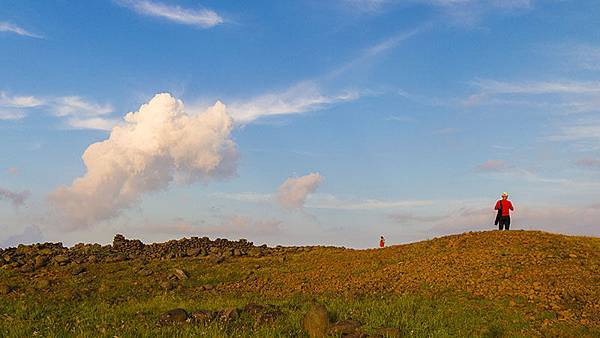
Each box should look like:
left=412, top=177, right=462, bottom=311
left=0, top=230, right=598, bottom=336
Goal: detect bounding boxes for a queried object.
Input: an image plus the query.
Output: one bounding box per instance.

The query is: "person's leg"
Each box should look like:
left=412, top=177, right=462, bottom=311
left=498, top=221, right=503, bottom=230
left=505, top=216, right=510, bottom=230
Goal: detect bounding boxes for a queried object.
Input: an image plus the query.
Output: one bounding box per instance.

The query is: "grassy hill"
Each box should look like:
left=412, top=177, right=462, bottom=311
left=0, top=230, right=598, bottom=337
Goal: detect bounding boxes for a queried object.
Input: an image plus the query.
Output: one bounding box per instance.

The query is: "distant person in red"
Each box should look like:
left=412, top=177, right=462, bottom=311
left=379, top=236, right=385, bottom=248
left=494, top=192, right=514, bottom=230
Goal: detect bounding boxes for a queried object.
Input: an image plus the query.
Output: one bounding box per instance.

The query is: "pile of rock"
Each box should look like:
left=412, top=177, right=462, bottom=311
left=0, top=234, right=280, bottom=273
left=157, top=303, right=283, bottom=327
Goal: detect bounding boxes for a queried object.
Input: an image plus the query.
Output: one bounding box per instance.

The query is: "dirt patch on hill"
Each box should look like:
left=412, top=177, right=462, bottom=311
left=224, top=231, right=600, bottom=327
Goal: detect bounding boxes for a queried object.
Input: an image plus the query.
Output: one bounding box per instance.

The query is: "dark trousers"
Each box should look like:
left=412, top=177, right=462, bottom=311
left=498, top=216, right=510, bottom=230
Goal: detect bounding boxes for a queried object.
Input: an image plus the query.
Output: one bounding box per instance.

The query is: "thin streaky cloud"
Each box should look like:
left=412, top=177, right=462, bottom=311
left=306, top=193, right=433, bottom=210
left=0, top=110, right=26, bottom=121
left=229, top=81, right=359, bottom=124
left=328, top=27, right=425, bottom=79
left=0, top=92, right=44, bottom=108
left=117, top=0, right=224, bottom=28
left=472, top=79, right=600, bottom=95
left=0, top=22, right=42, bottom=38
left=229, top=25, right=424, bottom=124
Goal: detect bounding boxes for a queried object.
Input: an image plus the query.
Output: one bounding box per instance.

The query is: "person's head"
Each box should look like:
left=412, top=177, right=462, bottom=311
left=501, top=192, right=508, bottom=200
left=380, top=235, right=384, bottom=239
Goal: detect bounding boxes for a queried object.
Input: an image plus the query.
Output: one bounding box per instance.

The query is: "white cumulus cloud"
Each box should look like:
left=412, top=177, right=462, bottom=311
left=277, top=172, right=323, bottom=210
left=49, top=93, right=238, bottom=229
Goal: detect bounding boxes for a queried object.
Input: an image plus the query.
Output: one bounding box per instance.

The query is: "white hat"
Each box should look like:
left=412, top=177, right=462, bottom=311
left=501, top=192, right=508, bottom=196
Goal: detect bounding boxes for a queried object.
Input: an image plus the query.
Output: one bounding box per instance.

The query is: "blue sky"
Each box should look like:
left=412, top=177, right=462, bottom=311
left=1, top=0, right=599, bottom=248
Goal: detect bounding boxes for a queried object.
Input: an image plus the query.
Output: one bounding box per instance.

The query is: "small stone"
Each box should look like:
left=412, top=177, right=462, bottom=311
left=303, top=302, right=329, bottom=338
left=212, top=256, right=224, bottom=264
left=19, top=264, right=34, bottom=273
left=187, top=248, right=201, bottom=257
left=172, top=268, right=189, bottom=280
left=328, top=319, right=362, bottom=335
left=256, top=310, right=283, bottom=325
left=34, top=256, right=49, bottom=269
left=53, top=255, right=70, bottom=265
left=71, top=265, right=86, bottom=275
left=219, top=308, right=239, bottom=322
left=244, top=303, right=266, bottom=314
left=568, top=254, right=577, bottom=258
left=139, top=268, right=153, bottom=276
left=159, top=308, right=188, bottom=323
left=87, top=255, right=98, bottom=263
left=190, top=310, right=215, bottom=323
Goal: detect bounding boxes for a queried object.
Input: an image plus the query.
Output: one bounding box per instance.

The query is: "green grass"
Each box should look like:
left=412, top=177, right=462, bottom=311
left=0, top=253, right=598, bottom=337
left=0, top=291, right=531, bottom=337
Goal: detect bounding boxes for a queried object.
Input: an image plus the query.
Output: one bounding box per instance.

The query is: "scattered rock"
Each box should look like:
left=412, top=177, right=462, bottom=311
left=19, top=264, right=34, bottom=273
left=139, top=268, right=153, bottom=276
left=0, top=284, right=11, bottom=295
left=190, top=310, right=216, bottom=323
left=34, top=256, right=49, bottom=269
left=159, top=308, right=189, bottom=324
left=256, top=309, right=283, bottom=325
left=219, top=308, right=239, bottom=322
left=71, top=265, right=86, bottom=275
left=303, top=302, right=329, bottom=338
left=244, top=303, right=267, bottom=314
left=328, top=319, right=362, bottom=335
left=53, top=255, right=70, bottom=265
left=172, top=268, right=189, bottom=281
left=212, top=256, right=225, bottom=264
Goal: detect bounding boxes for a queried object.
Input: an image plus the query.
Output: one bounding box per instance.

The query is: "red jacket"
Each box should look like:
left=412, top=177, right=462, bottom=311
left=495, top=200, right=514, bottom=216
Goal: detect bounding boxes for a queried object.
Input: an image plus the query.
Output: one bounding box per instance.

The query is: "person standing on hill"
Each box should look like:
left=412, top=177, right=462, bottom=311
left=379, top=236, right=385, bottom=248
left=494, top=192, right=514, bottom=230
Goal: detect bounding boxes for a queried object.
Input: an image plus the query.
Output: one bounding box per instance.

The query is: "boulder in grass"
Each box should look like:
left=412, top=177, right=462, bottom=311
left=327, top=319, right=362, bottom=336
left=159, top=308, right=189, bottom=324
left=302, top=302, right=329, bottom=338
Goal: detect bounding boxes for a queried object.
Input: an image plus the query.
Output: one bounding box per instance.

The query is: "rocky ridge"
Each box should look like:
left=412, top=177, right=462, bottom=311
left=0, top=234, right=298, bottom=272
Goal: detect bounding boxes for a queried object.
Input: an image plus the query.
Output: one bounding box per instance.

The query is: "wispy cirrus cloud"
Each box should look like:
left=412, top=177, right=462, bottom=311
left=0, top=22, right=42, bottom=39
left=340, top=0, right=533, bottom=24
left=0, top=91, right=45, bottom=121
left=51, top=96, right=117, bottom=131
left=229, top=82, right=359, bottom=124
left=117, top=0, right=224, bottom=28
left=0, top=90, right=117, bottom=130
left=306, top=193, right=433, bottom=210
left=476, top=159, right=507, bottom=172
left=0, top=91, right=44, bottom=108
left=575, top=158, right=600, bottom=170
left=228, top=25, right=422, bottom=124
